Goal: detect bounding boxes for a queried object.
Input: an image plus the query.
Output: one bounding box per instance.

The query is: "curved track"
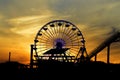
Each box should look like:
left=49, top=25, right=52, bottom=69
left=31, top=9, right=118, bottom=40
left=87, top=31, right=120, bottom=59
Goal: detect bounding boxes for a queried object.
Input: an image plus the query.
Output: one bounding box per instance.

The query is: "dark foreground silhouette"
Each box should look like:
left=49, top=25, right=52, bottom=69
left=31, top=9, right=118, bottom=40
left=0, top=60, right=120, bottom=80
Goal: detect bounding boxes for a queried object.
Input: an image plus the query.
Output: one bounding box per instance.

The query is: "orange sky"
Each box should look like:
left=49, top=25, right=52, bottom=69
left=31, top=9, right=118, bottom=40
left=0, top=0, right=120, bottom=64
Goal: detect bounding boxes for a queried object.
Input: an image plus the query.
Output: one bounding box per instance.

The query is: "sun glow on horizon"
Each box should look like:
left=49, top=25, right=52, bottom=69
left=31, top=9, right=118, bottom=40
left=0, top=0, right=120, bottom=64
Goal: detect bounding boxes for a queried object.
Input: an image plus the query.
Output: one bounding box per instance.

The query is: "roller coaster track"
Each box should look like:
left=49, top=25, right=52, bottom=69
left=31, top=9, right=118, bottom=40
left=87, top=31, right=120, bottom=60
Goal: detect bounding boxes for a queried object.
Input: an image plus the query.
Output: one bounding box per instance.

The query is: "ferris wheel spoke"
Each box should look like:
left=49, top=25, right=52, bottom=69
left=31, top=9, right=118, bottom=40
left=38, top=34, right=51, bottom=41
left=69, top=50, right=79, bottom=54
left=35, top=45, right=53, bottom=48
left=53, top=28, right=56, bottom=36
left=36, top=46, right=52, bottom=49
left=70, top=37, right=83, bottom=43
left=36, top=47, right=53, bottom=50
left=69, top=36, right=80, bottom=42
left=47, top=26, right=54, bottom=34
left=68, top=33, right=79, bottom=40
left=53, top=22, right=59, bottom=38
left=70, top=49, right=79, bottom=53
left=70, top=50, right=79, bottom=55
left=58, top=23, right=64, bottom=38
left=68, top=31, right=80, bottom=40
left=37, top=49, right=51, bottom=54
left=64, top=31, right=78, bottom=41
left=65, top=40, right=80, bottom=46
left=61, top=27, right=71, bottom=37
left=70, top=50, right=79, bottom=54
left=62, top=35, right=71, bottom=42
left=41, top=28, right=56, bottom=40
left=61, top=25, right=69, bottom=39
left=36, top=43, right=53, bottom=46
left=63, top=27, right=73, bottom=38
left=44, top=30, right=54, bottom=40
left=40, top=31, right=54, bottom=41
left=61, top=22, right=66, bottom=38
left=47, top=27, right=56, bottom=38
left=37, top=41, right=53, bottom=45
left=37, top=43, right=53, bottom=46
left=70, top=39, right=81, bottom=43
left=69, top=46, right=80, bottom=49
left=67, top=29, right=77, bottom=37
left=37, top=36, right=53, bottom=43
left=44, top=28, right=55, bottom=40
left=35, top=39, right=49, bottom=44
left=65, top=26, right=76, bottom=36
left=65, top=44, right=82, bottom=47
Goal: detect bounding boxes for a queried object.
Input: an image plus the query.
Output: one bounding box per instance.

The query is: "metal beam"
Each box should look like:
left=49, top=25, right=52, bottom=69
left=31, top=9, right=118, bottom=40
left=88, top=31, right=120, bottom=59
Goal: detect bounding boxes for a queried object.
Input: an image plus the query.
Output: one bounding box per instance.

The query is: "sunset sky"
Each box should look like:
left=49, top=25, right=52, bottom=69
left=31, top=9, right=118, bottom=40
left=0, top=0, right=120, bottom=64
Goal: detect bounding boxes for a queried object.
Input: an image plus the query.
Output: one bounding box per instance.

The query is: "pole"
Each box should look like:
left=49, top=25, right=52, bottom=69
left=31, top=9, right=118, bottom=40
left=107, top=44, right=110, bottom=64
left=95, top=54, right=97, bottom=62
left=30, top=44, right=34, bottom=69
left=9, top=52, right=11, bottom=62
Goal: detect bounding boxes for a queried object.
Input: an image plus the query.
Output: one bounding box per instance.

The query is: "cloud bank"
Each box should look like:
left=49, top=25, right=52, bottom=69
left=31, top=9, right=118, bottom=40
left=0, top=0, right=120, bottom=63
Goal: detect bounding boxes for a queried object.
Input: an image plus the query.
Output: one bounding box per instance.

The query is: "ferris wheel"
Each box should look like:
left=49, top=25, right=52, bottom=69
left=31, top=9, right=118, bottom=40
left=33, top=20, right=87, bottom=62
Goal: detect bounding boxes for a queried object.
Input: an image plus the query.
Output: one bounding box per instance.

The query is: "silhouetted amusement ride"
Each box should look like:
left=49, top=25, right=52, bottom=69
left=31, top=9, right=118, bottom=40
left=30, top=20, right=120, bottom=67
left=27, top=20, right=120, bottom=78
left=30, top=20, right=88, bottom=68
left=1, top=20, right=120, bottom=79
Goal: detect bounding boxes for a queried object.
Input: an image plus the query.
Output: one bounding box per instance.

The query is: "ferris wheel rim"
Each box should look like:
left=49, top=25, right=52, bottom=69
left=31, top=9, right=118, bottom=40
left=34, top=20, right=86, bottom=59
left=34, top=19, right=85, bottom=41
